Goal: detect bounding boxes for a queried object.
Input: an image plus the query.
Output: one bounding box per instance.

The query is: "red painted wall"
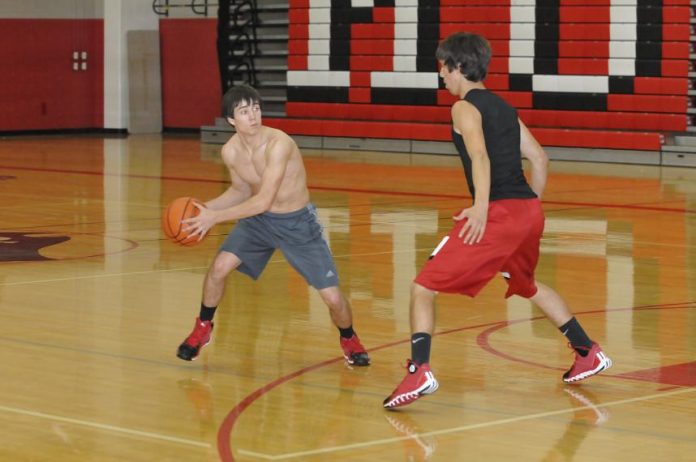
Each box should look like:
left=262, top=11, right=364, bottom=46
left=159, top=19, right=221, bottom=128
left=0, top=19, right=103, bottom=131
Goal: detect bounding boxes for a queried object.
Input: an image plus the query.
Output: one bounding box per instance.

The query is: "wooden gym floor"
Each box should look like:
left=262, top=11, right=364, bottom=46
left=0, top=134, right=694, bottom=461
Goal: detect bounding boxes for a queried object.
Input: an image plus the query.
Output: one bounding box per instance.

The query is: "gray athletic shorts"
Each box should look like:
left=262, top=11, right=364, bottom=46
left=220, top=203, right=339, bottom=289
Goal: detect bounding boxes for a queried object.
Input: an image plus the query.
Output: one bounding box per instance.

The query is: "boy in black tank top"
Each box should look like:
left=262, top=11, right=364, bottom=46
left=384, top=33, right=612, bottom=409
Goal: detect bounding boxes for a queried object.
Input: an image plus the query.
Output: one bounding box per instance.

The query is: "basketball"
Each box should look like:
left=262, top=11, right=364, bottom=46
left=162, top=197, right=206, bottom=246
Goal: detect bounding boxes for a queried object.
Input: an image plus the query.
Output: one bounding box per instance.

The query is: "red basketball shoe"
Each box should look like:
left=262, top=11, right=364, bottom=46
left=340, top=334, right=370, bottom=366
left=563, top=342, right=612, bottom=383
left=177, top=317, right=213, bottom=361
left=383, top=360, right=439, bottom=409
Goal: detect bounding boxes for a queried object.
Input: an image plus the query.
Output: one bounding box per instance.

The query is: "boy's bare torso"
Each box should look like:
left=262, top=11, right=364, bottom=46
left=223, top=126, right=310, bottom=213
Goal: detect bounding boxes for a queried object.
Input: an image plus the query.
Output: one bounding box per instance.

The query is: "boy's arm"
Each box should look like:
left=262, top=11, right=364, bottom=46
left=214, top=137, right=289, bottom=221
left=519, top=119, right=549, bottom=199
left=204, top=168, right=252, bottom=211
left=184, top=138, right=291, bottom=239
left=452, top=100, right=490, bottom=245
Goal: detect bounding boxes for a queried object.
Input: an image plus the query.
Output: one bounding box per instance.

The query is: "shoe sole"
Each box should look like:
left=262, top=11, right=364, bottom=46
left=177, top=337, right=211, bottom=361
left=344, top=353, right=370, bottom=366
left=383, top=373, right=439, bottom=409
left=563, top=353, right=613, bottom=383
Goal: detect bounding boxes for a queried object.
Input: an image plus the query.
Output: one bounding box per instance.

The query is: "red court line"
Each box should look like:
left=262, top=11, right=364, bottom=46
left=476, top=302, right=696, bottom=376
left=215, top=319, right=513, bottom=462
left=216, top=301, right=694, bottom=461
left=2, top=164, right=694, bottom=215
left=216, top=356, right=343, bottom=461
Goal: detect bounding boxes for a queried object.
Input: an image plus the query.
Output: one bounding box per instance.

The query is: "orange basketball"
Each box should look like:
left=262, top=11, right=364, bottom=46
left=162, top=197, right=206, bottom=246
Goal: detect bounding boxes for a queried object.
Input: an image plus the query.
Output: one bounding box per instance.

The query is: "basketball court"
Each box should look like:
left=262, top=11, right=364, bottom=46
left=0, top=134, right=694, bottom=461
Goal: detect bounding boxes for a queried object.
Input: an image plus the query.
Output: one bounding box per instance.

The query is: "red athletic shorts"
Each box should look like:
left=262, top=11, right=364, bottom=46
left=414, top=198, right=544, bottom=298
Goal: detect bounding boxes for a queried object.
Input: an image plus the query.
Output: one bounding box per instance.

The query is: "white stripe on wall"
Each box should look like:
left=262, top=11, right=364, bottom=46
left=610, top=6, right=637, bottom=23
left=394, top=56, right=417, bottom=71
left=510, top=6, right=535, bottom=22
left=394, top=23, right=418, bottom=39
left=371, top=71, right=439, bottom=88
left=509, top=5, right=535, bottom=75
left=510, top=40, right=534, bottom=57
left=308, top=55, right=329, bottom=70
left=609, top=58, right=635, bottom=76
left=610, top=41, right=636, bottom=59
left=611, top=23, right=637, bottom=40
left=533, top=75, right=609, bottom=93
left=393, top=5, right=417, bottom=71
left=610, top=1, right=637, bottom=76
left=510, top=23, right=535, bottom=40
left=309, top=8, right=329, bottom=23
left=394, top=39, right=419, bottom=56
left=509, top=57, right=534, bottom=74
left=395, top=7, right=418, bottom=23
left=309, top=24, right=330, bottom=40
left=287, top=70, right=351, bottom=86
left=308, top=39, right=330, bottom=55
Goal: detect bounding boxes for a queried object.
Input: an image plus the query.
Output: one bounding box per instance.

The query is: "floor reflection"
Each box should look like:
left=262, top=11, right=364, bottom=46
left=541, top=387, right=610, bottom=462
left=384, top=412, right=438, bottom=461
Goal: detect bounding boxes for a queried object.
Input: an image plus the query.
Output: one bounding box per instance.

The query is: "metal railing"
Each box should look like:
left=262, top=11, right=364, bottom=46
left=153, top=0, right=259, bottom=90
left=152, top=0, right=217, bottom=17
left=225, top=0, right=259, bottom=87
left=228, top=32, right=257, bottom=87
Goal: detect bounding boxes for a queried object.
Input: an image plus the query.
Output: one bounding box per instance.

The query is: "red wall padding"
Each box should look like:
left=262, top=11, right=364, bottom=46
left=160, top=19, right=221, bottom=128
left=0, top=19, right=103, bottom=131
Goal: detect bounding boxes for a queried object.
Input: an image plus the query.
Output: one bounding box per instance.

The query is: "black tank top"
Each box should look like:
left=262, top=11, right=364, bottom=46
left=452, top=88, right=537, bottom=201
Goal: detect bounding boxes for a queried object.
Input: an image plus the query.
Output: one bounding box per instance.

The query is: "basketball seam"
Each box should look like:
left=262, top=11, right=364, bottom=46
left=162, top=202, right=175, bottom=239
left=173, top=197, right=193, bottom=243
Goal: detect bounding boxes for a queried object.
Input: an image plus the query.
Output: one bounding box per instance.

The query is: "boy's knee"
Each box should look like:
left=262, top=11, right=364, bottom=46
left=209, top=257, right=235, bottom=280
left=320, top=287, right=345, bottom=310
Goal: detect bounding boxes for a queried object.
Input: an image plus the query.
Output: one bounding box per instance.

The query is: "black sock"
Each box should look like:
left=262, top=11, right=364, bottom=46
left=199, top=304, right=217, bottom=322
left=411, top=332, right=432, bottom=365
left=338, top=325, right=355, bottom=339
left=559, top=317, right=593, bottom=356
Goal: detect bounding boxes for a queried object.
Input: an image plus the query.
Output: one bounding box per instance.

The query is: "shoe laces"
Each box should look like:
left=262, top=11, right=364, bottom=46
left=187, top=321, right=210, bottom=345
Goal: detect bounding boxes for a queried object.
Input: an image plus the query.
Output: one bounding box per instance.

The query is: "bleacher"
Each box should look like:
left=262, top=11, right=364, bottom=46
left=260, top=0, right=692, bottom=159
left=198, top=1, right=696, bottom=165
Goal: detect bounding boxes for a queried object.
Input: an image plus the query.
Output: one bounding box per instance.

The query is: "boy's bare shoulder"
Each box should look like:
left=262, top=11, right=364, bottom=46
left=221, top=134, right=240, bottom=160
left=265, top=127, right=296, bottom=150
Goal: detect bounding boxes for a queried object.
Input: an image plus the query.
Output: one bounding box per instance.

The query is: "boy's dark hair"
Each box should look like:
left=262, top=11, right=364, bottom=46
left=435, top=32, right=491, bottom=82
left=222, top=84, right=263, bottom=117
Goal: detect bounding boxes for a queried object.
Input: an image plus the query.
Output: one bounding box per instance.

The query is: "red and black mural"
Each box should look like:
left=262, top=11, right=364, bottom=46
left=275, top=0, right=691, bottom=150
